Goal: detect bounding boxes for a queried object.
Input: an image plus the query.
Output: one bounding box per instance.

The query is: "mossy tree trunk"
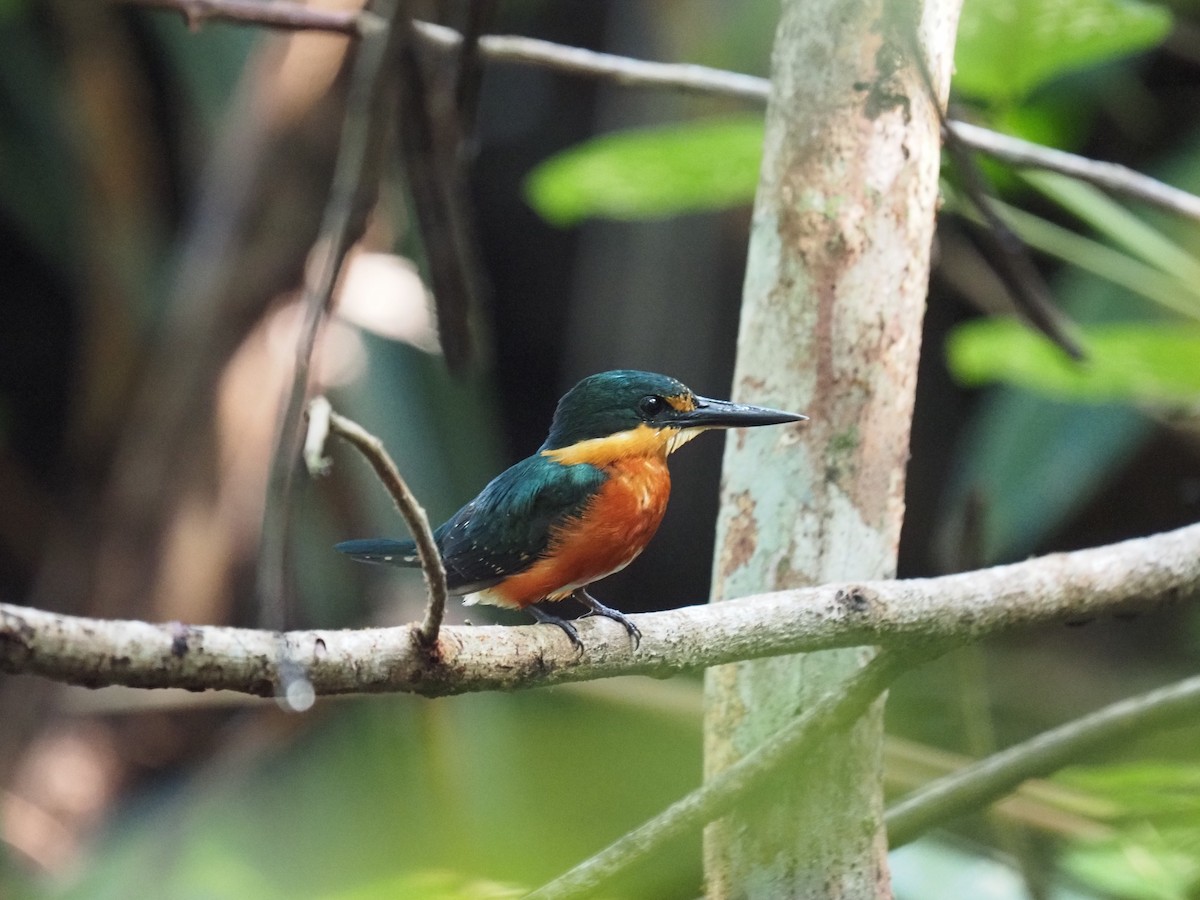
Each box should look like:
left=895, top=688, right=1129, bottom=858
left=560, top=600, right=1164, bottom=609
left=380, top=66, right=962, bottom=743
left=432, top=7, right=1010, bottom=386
left=704, top=0, right=960, bottom=895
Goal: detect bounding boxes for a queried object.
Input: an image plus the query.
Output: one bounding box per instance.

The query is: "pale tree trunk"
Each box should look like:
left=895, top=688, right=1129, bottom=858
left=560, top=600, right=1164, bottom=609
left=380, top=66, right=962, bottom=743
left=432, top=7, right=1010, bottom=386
left=704, top=0, right=961, bottom=896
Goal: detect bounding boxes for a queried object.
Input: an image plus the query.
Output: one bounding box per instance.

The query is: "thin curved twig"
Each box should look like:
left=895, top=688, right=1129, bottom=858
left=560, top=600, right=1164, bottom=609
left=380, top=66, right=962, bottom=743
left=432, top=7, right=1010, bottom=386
left=312, top=402, right=448, bottom=645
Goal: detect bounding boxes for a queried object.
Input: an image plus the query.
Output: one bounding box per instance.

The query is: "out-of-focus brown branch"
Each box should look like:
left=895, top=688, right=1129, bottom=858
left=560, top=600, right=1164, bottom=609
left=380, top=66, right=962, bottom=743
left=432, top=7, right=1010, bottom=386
left=121, top=0, right=382, bottom=36
left=303, top=398, right=447, bottom=644
left=452, top=0, right=498, bottom=145
left=256, top=0, right=404, bottom=636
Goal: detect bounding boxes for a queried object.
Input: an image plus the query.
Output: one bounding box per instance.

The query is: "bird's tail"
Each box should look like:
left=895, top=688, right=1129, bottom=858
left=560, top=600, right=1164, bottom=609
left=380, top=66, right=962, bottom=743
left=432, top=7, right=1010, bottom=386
left=335, top=538, right=420, bottom=566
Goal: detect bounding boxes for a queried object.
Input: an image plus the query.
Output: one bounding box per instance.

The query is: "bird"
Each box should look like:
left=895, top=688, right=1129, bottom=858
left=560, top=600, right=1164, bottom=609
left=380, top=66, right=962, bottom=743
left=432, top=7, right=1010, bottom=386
left=336, top=370, right=805, bottom=649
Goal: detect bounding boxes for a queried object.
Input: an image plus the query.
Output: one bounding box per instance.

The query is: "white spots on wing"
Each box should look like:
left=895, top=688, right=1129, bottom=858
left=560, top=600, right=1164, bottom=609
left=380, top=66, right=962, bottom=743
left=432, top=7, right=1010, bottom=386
left=383, top=556, right=393, bottom=562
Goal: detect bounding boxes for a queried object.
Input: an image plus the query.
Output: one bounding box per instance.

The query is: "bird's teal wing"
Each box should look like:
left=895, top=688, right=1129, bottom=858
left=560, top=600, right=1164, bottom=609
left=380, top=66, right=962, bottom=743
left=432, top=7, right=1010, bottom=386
left=435, top=455, right=606, bottom=594
left=336, top=455, right=606, bottom=596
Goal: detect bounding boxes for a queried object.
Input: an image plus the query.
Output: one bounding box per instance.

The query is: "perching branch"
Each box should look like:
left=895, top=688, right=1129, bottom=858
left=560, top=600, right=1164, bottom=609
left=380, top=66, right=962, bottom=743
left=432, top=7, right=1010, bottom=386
left=885, top=671, right=1200, bottom=847
left=304, top=398, right=448, bottom=644
left=117, top=0, right=1200, bottom=225
left=1, top=522, right=1197, bottom=697
left=526, top=648, right=929, bottom=900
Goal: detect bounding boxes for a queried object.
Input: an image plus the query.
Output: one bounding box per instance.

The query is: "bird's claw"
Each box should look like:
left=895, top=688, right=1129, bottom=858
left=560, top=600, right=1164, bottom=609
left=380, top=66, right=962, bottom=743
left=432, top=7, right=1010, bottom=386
left=574, top=590, right=642, bottom=649
left=529, top=605, right=585, bottom=654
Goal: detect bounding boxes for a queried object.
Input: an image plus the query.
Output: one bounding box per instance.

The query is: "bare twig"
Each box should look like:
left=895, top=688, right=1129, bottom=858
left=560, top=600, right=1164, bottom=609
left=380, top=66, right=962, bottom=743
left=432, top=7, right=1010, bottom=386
left=526, top=648, right=925, bottom=900
left=949, top=120, right=1200, bottom=224
left=2, top=522, right=1197, bottom=696
left=886, top=672, right=1200, bottom=847
left=122, top=0, right=382, bottom=36
left=414, top=23, right=1200, bottom=226
left=307, top=400, right=448, bottom=644
left=413, top=21, right=774, bottom=100
left=118, top=0, right=1200, bottom=225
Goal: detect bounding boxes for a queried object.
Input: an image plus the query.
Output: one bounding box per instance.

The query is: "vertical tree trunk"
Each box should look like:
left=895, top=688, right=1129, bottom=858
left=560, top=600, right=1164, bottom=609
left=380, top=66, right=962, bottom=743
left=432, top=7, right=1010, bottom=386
left=704, top=1, right=960, bottom=896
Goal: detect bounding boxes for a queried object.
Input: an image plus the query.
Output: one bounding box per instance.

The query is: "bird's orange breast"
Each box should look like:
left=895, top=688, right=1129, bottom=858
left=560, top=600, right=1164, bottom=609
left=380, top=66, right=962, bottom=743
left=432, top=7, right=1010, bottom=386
left=479, top=455, right=672, bottom=608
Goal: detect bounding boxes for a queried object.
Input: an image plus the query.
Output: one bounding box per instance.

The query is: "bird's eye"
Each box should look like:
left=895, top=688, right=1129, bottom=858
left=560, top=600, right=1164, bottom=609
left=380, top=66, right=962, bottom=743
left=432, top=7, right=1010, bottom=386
left=639, top=395, right=667, bottom=417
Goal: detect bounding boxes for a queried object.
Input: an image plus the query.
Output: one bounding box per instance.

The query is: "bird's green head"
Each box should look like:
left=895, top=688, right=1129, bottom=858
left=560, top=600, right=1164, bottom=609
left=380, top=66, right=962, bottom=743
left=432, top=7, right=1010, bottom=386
left=539, top=370, right=805, bottom=463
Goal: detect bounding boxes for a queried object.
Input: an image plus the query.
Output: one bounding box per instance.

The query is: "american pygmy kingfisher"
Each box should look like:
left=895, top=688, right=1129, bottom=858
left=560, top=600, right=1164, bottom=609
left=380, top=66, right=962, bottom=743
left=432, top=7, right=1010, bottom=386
left=336, top=370, right=805, bottom=648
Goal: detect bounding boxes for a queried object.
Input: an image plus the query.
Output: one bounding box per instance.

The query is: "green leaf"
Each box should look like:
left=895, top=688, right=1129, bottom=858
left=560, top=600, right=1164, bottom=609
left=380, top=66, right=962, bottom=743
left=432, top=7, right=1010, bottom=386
left=523, top=116, right=764, bottom=226
left=954, top=0, right=1172, bottom=102
left=947, top=319, right=1200, bottom=405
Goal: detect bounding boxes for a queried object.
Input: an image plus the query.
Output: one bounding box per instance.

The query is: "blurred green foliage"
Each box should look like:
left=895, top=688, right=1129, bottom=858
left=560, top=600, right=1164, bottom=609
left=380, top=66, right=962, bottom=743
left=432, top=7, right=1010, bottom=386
left=54, top=688, right=702, bottom=899
left=953, top=0, right=1171, bottom=103
left=524, top=116, right=764, bottom=225
left=947, top=320, right=1200, bottom=404
left=1059, top=763, right=1200, bottom=899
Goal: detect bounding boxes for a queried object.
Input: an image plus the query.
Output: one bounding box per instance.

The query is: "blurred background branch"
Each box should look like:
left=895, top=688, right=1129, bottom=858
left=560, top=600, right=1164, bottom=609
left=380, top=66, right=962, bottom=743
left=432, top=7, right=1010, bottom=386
left=121, top=0, right=380, bottom=35
left=113, top=0, right=1200, bottom=223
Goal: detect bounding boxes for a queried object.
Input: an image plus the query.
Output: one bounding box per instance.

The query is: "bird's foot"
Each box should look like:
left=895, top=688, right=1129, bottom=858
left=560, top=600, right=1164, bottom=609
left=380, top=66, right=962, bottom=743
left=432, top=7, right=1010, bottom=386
left=528, top=605, right=584, bottom=653
left=574, top=589, right=641, bottom=649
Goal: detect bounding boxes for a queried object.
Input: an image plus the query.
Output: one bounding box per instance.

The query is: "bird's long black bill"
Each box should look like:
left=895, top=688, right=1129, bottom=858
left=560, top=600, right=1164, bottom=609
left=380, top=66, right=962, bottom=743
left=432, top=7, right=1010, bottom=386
left=677, top=397, right=807, bottom=429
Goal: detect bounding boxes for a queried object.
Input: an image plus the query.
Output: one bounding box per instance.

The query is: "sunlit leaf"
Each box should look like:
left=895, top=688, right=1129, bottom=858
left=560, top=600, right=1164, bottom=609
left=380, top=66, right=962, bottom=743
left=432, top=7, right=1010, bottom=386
left=524, top=116, right=764, bottom=226
left=955, top=0, right=1172, bottom=102
left=947, top=319, right=1200, bottom=405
